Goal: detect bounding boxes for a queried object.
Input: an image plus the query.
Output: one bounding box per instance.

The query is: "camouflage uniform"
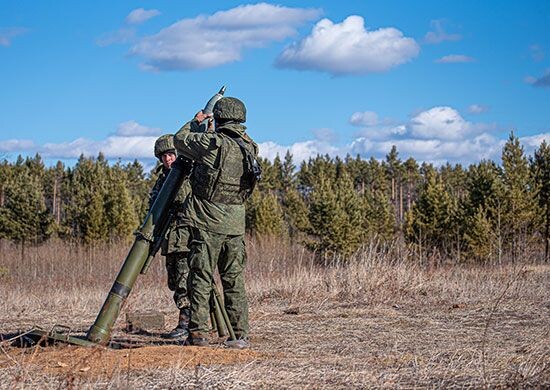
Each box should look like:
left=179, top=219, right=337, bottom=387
left=149, top=166, right=191, bottom=311
left=174, top=97, right=258, bottom=343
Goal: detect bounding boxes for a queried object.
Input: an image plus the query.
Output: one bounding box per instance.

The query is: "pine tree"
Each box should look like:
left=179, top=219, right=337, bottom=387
left=531, top=140, right=550, bottom=262
left=66, top=154, right=108, bottom=243
left=0, top=167, right=52, bottom=255
left=501, top=132, right=537, bottom=261
left=282, top=186, right=310, bottom=238
left=363, top=189, right=395, bottom=241
left=384, top=145, right=405, bottom=224
left=308, top=167, right=364, bottom=259
left=254, top=191, right=286, bottom=237
left=463, top=160, right=505, bottom=263
left=281, top=150, right=296, bottom=191
left=464, top=205, right=494, bottom=262
left=407, top=169, right=458, bottom=262
left=104, top=163, right=138, bottom=241
left=125, top=159, right=150, bottom=220
left=403, top=157, right=420, bottom=214
left=271, top=154, right=284, bottom=191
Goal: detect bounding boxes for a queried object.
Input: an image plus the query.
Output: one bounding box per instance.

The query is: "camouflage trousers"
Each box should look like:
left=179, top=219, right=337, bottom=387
left=162, top=224, right=191, bottom=310
left=164, top=252, right=190, bottom=310
left=187, top=227, right=249, bottom=338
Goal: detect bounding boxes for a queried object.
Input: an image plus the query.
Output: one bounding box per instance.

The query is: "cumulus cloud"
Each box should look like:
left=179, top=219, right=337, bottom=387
left=358, top=125, right=407, bottom=141
left=260, top=106, right=515, bottom=166
left=40, top=136, right=157, bottom=159
left=129, top=3, right=321, bottom=71
left=0, top=121, right=161, bottom=160
left=0, top=27, right=28, bottom=47
left=125, top=8, right=161, bottom=25
left=0, top=139, right=36, bottom=152
left=468, top=104, right=489, bottom=114
left=409, top=106, right=492, bottom=140
left=276, top=15, right=419, bottom=75
left=312, top=128, right=338, bottom=143
left=525, top=68, right=550, bottom=88
left=96, top=8, right=161, bottom=47
left=350, top=111, right=379, bottom=127
left=3, top=113, right=548, bottom=168
left=258, top=140, right=342, bottom=163
left=423, top=20, right=461, bottom=44
left=116, top=120, right=162, bottom=136
left=520, top=133, right=550, bottom=149
left=350, top=133, right=502, bottom=163
left=435, top=54, right=475, bottom=63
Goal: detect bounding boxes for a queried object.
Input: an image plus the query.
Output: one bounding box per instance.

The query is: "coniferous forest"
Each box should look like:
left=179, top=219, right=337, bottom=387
left=1, top=132, right=549, bottom=264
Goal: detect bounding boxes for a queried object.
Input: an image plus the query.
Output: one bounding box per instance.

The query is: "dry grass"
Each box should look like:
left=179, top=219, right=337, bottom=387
left=0, top=238, right=549, bottom=388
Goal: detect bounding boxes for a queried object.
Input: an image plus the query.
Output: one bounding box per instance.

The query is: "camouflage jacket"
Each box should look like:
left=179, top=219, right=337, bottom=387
left=173, top=119, right=258, bottom=235
left=148, top=164, right=191, bottom=217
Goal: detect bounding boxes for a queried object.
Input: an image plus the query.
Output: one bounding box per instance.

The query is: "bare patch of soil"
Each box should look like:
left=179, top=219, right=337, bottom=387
left=0, top=344, right=264, bottom=378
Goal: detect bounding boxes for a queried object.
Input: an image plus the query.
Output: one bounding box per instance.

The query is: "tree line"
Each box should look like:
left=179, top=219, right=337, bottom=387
left=0, top=133, right=548, bottom=263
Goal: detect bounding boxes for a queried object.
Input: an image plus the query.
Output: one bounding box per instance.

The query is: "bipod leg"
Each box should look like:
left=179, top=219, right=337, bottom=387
left=211, top=283, right=236, bottom=340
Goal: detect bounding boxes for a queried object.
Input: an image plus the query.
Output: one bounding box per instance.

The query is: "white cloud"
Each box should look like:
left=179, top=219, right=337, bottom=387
left=435, top=54, right=475, bottom=63
left=468, top=104, right=489, bottom=114
left=0, top=27, right=28, bottom=47
left=258, top=140, right=341, bottom=163
left=276, top=15, right=419, bottom=75
left=0, top=121, right=163, bottom=160
left=261, top=106, right=512, bottom=165
left=3, top=113, right=548, bottom=168
left=0, top=139, right=36, bottom=152
left=520, top=133, right=550, bottom=149
left=41, top=136, right=157, bottom=159
left=350, top=111, right=379, bottom=127
left=312, top=127, right=338, bottom=142
left=116, top=120, right=162, bottom=136
left=424, top=20, right=461, bottom=44
left=409, top=106, right=488, bottom=140
left=350, top=133, right=502, bottom=163
left=125, top=8, right=161, bottom=25
left=358, top=125, right=407, bottom=141
left=525, top=68, right=550, bottom=88
left=129, top=3, right=321, bottom=71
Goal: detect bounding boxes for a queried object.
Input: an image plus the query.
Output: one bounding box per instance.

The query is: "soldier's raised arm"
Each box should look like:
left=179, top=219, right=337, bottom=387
left=174, top=112, right=218, bottom=162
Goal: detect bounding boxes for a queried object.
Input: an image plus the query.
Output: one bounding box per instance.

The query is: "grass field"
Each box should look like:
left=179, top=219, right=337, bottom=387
left=0, top=239, right=548, bottom=388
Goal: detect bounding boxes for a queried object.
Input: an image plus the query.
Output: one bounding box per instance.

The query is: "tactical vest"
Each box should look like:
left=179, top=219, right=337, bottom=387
left=191, top=135, right=255, bottom=205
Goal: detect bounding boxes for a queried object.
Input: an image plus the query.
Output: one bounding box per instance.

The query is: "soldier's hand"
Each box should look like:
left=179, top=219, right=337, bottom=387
left=195, top=111, right=213, bottom=123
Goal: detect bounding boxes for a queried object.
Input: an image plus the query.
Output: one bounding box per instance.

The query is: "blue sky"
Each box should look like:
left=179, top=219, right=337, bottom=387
left=1, top=1, right=549, bottom=169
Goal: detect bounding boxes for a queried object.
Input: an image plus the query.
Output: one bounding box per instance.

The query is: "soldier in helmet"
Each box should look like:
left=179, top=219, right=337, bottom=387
left=174, top=97, right=260, bottom=349
left=150, top=134, right=192, bottom=339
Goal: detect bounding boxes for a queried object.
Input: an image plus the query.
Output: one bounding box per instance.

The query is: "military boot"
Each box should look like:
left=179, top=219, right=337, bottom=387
left=184, top=332, right=209, bottom=347
left=163, top=308, right=190, bottom=339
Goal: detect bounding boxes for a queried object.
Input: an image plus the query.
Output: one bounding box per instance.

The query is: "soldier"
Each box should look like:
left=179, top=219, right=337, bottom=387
left=150, top=135, right=192, bottom=339
left=174, top=97, right=260, bottom=349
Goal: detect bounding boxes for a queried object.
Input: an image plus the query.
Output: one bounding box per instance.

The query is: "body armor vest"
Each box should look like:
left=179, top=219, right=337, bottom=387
left=191, top=135, right=255, bottom=205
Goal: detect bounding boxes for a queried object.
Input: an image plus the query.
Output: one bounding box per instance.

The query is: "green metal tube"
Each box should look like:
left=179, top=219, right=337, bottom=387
left=213, top=284, right=236, bottom=340
left=210, top=288, right=228, bottom=337
left=87, top=157, right=192, bottom=344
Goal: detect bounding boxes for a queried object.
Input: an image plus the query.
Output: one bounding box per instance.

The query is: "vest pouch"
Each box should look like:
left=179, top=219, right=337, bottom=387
left=191, top=163, right=219, bottom=200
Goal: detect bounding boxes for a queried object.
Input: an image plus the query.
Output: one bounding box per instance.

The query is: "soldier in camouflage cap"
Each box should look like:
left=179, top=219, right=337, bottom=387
left=174, top=97, right=259, bottom=349
left=150, top=134, right=192, bottom=339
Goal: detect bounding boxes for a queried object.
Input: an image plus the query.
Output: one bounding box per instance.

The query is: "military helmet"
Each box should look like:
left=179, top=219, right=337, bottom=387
left=213, top=97, right=246, bottom=123
left=154, top=134, right=176, bottom=160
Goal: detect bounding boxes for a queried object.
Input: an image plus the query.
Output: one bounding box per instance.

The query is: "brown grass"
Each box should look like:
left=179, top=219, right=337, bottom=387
left=0, top=238, right=549, bottom=388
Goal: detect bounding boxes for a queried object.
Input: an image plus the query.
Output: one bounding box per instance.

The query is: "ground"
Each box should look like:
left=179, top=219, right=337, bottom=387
left=0, top=241, right=549, bottom=388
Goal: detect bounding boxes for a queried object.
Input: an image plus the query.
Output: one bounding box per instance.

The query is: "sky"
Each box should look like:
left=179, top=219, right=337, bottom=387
left=1, top=1, right=549, bottom=170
